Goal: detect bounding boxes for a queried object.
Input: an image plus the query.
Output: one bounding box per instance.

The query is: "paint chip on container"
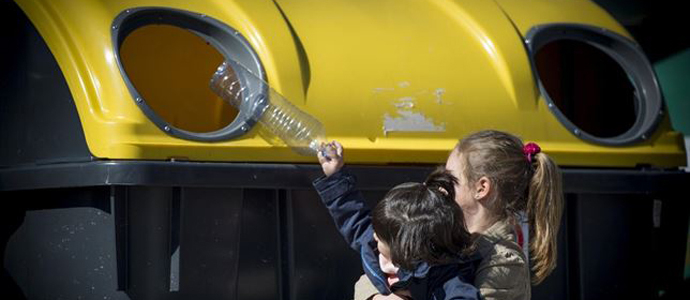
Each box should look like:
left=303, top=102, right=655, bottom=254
left=383, top=111, right=445, bottom=135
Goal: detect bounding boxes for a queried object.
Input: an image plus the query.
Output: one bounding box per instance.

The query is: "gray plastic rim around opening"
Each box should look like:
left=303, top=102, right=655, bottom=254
left=111, top=7, right=267, bottom=142
left=525, top=23, right=665, bottom=146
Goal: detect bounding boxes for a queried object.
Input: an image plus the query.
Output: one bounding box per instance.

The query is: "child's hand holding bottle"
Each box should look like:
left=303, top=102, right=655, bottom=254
left=317, top=141, right=343, bottom=177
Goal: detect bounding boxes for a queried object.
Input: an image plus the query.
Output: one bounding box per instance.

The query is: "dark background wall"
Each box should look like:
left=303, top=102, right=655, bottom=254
left=594, top=0, right=690, bottom=64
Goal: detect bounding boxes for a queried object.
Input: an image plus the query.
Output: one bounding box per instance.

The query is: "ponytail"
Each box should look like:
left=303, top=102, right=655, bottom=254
left=424, top=167, right=458, bottom=203
left=527, top=152, right=564, bottom=284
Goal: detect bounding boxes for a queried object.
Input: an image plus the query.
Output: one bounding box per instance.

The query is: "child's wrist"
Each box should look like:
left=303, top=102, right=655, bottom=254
left=326, top=167, right=343, bottom=178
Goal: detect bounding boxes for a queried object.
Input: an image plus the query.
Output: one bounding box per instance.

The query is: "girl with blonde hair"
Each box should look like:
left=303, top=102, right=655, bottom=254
left=357, top=130, right=564, bottom=300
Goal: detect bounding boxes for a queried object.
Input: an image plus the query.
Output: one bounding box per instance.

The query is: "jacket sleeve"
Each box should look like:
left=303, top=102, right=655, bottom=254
left=440, top=277, right=480, bottom=300
left=313, top=170, right=373, bottom=251
left=474, top=240, right=531, bottom=300
left=354, top=273, right=381, bottom=300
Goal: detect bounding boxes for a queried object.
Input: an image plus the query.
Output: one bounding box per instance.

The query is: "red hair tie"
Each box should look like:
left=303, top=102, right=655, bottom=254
left=523, top=142, right=541, bottom=163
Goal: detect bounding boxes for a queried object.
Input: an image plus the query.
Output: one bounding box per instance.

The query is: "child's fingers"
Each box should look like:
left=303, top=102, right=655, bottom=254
left=320, top=141, right=340, bottom=159
left=317, top=150, right=329, bottom=164
left=333, top=141, right=343, bottom=157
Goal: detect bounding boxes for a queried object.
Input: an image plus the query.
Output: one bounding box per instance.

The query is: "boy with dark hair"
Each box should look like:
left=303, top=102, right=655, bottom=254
left=314, top=141, right=479, bottom=300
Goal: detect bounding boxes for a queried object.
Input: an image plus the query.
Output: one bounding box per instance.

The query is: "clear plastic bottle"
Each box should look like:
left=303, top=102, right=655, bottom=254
left=209, top=61, right=327, bottom=156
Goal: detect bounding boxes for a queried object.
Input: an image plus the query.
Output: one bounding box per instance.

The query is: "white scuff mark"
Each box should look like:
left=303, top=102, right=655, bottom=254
left=383, top=111, right=446, bottom=135
left=372, top=87, right=395, bottom=93
left=398, top=81, right=410, bottom=88
left=434, top=88, right=445, bottom=104
left=394, top=97, right=416, bottom=109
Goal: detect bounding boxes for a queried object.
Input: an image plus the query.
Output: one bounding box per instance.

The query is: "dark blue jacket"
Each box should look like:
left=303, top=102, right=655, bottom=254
left=313, top=170, right=481, bottom=300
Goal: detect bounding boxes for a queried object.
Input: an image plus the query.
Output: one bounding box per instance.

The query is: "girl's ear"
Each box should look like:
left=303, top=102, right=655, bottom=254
left=474, top=176, right=491, bottom=201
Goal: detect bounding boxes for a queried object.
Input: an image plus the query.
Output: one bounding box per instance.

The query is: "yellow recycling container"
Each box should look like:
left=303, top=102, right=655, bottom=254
left=11, top=0, right=686, bottom=167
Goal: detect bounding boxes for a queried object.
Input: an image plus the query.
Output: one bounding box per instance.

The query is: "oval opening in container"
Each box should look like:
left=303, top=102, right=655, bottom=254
left=535, top=39, right=637, bottom=138
left=112, top=8, right=266, bottom=142
left=120, top=24, right=237, bottom=133
left=526, top=24, right=664, bottom=146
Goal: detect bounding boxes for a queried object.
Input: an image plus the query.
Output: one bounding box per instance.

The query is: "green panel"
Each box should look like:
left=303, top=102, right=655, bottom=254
left=655, top=48, right=690, bottom=135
